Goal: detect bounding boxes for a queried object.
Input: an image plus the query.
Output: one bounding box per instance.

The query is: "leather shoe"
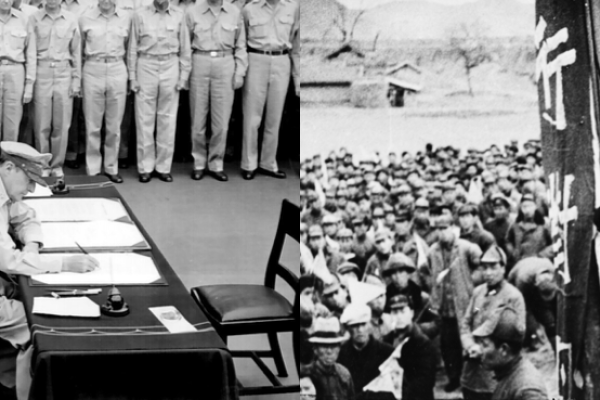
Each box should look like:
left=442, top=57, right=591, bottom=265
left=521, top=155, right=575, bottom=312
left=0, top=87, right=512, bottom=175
left=241, top=169, right=255, bottom=180
left=139, top=173, right=151, bottom=183
left=191, top=169, right=205, bottom=180
left=105, top=173, right=123, bottom=184
left=155, top=172, right=173, bottom=182
left=257, top=167, right=286, bottom=179
left=65, top=159, right=79, bottom=169
left=118, top=159, right=129, bottom=169
left=208, top=170, right=228, bottom=182
left=444, top=380, right=461, bottom=393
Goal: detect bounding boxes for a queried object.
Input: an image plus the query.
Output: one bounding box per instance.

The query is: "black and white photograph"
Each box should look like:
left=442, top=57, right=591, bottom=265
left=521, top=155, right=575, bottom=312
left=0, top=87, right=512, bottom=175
left=0, top=0, right=299, bottom=398
left=299, top=0, right=600, bottom=399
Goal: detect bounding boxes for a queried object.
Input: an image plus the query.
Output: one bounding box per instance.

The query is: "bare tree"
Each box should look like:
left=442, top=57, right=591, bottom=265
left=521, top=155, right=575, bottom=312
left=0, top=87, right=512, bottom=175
left=323, top=0, right=366, bottom=44
left=448, top=22, right=491, bottom=96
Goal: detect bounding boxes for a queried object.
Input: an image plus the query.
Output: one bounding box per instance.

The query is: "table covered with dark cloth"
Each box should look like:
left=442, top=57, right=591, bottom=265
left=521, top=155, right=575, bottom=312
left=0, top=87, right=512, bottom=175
left=17, top=176, right=238, bottom=400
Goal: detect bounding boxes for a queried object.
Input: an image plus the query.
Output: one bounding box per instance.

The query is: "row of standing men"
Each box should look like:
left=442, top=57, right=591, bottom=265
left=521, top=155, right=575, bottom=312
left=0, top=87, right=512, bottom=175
left=3, top=0, right=298, bottom=183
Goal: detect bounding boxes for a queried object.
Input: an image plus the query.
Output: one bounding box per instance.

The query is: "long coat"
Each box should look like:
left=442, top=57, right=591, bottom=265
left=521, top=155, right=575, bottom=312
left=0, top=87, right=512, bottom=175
left=427, top=238, right=482, bottom=326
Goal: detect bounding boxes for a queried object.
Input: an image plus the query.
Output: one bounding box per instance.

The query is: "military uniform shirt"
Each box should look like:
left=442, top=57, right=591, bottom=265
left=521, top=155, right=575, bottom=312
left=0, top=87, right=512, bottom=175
left=0, top=179, right=62, bottom=275
left=31, top=8, right=82, bottom=87
left=127, top=4, right=192, bottom=83
left=79, top=7, right=131, bottom=59
left=0, top=9, right=36, bottom=84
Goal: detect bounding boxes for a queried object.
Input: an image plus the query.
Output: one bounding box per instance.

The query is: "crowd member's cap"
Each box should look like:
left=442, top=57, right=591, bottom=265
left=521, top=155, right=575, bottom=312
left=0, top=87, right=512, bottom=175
left=1, top=142, right=52, bottom=187
left=395, top=208, right=411, bottom=222
left=433, top=214, right=453, bottom=228
left=457, top=203, right=478, bottom=216
left=370, top=183, right=385, bottom=195
left=308, top=225, right=324, bottom=238
left=382, top=253, right=416, bottom=275
left=322, top=276, right=341, bottom=296
left=336, top=228, right=353, bottom=239
left=308, top=317, right=348, bottom=344
left=535, top=271, right=559, bottom=301
left=520, top=193, right=536, bottom=204
left=340, top=303, right=372, bottom=326
left=415, top=197, right=430, bottom=209
left=352, top=214, right=367, bottom=225
left=441, top=181, right=455, bottom=192
left=374, top=228, right=392, bottom=242
left=481, top=246, right=507, bottom=265
left=491, top=193, right=511, bottom=208
left=388, top=294, right=414, bottom=310
left=322, top=214, right=339, bottom=225
left=397, top=183, right=412, bottom=195
left=337, top=262, right=361, bottom=277
left=348, top=280, right=385, bottom=304
left=472, top=307, right=525, bottom=344
left=481, top=172, right=496, bottom=184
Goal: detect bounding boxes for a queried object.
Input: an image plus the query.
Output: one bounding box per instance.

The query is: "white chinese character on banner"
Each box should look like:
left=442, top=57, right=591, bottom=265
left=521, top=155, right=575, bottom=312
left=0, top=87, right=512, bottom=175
left=535, top=17, right=577, bottom=130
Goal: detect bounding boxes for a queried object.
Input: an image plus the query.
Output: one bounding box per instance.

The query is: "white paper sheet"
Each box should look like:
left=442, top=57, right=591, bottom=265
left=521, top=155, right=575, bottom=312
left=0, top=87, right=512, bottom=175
left=33, top=296, right=100, bottom=318
left=24, top=198, right=129, bottom=222
left=40, top=220, right=147, bottom=249
left=150, top=306, right=197, bottom=333
left=32, top=253, right=161, bottom=285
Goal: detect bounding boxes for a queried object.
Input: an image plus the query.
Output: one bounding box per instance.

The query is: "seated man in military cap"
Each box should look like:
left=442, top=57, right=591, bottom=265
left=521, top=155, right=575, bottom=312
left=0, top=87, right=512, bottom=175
left=0, top=142, right=99, bottom=399
left=473, top=307, right=548, bottom=400
left=383, top=295, right=437, bottom=400
left=338, top=304, right=395, bottom=400
left=460, top=246, right=525, bottom=400
left=304, top=316, right=356, bottom=400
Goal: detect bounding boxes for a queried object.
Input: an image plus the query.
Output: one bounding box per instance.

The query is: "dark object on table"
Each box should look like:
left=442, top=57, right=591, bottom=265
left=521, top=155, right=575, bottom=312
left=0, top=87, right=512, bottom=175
left=191, top=199, right=299, bottom=396
left=51, top=178, right=70, bottom=195
left=101, top=287, right=130, bottom=317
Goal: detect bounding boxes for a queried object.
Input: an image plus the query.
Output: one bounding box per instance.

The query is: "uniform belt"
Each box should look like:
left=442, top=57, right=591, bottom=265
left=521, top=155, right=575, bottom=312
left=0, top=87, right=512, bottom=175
left=139, top=53, right=177, bottom=61
left=38, top=60, right=70, bottom=68
left=86, top=56, right=123, bottom=63
left=0, top=59, right=22, bottom=66
left=193, top=49, right=233, bottom=58
left=247, top=47, right=289, bottom=56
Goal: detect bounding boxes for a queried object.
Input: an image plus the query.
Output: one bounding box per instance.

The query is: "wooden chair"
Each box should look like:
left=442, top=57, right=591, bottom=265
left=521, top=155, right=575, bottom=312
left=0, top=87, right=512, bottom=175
left=191, top=199, right=299, bottom=396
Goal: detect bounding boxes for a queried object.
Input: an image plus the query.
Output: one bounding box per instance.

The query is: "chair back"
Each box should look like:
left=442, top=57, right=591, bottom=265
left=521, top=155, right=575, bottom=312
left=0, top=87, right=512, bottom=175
left=264, top=199, right=299, bottom=293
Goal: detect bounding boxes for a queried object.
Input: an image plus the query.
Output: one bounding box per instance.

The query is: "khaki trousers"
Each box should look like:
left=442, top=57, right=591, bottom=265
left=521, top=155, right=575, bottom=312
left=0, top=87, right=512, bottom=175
left=190, top=54, right=235, bottom=172
left=241, top=53, right=290, bottom=172
left=134, top=57, right=180, bottom=174
left=0, top=64, right=25, bottom=142
left=82, top=61, right=128, bottom=176
left=0, top=297, right=32, bottom=400
left=33, top=64, right=73, bottom=171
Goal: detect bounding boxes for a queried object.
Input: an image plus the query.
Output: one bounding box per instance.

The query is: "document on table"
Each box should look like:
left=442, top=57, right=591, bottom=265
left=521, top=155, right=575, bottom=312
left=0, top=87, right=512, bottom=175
left=31, top=253, right=163, bottom=285
left=24, top=198, right=129, bottom=222
left=40, top=220, right=149, bottom=250
left=33, top=296, right=101, bottom=318
left=150, top=306, right=197, bottom=333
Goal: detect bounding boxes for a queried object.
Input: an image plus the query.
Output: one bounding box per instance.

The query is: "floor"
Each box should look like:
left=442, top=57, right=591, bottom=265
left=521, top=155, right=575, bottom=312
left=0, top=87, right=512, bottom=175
left=65, top=159, right=300, bottom=400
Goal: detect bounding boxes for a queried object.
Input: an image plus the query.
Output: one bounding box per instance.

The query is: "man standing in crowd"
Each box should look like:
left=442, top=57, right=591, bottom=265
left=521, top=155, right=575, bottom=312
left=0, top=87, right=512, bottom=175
left=187, top=0, right=247, bottom=182
left=483, top=194, right=515, bottom=256
left=30, top=0, right=81, bottom=179
left=428, top=214, right=482, bottom=392
left=79, top=0, right=132, bottom=183
left=458, top=203, right=496, bottom=253
left=460, top=246, right=525, bottom=400
left=364, top=228, right=394, bottom=277
left=305, top=316, right=356, bottom=400
left=338, top=303, right=394, bottom=400
left=128, top=0, right=191, bottom=183
left=474, top=307, right=548, bottom=400
left=240, top=0, right=299, bottom=180
left=0, top=0, right=35, bottom=142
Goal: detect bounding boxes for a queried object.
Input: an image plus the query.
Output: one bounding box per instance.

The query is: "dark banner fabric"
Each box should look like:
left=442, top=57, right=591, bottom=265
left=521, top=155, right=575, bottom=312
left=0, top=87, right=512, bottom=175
left=536, top=0, right=598, bottom=398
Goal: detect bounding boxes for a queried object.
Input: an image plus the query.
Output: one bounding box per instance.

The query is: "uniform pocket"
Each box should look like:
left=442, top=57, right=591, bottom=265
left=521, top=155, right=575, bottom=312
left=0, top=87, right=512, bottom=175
left=219, top=23, right=236, bottom=45
left=248, top=18, right=268, bottom=39
left=10, top=30, right=27, bottom=51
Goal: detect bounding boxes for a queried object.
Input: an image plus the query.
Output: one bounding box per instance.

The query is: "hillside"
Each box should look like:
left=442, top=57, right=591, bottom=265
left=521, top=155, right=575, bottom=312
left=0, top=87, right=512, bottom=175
left=301, top=0, right=536, bottom=41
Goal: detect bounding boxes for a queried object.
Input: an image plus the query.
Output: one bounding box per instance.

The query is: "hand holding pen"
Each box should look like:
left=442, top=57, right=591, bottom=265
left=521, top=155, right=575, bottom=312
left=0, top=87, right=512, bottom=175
left=60, top=242, right=100, bottom=273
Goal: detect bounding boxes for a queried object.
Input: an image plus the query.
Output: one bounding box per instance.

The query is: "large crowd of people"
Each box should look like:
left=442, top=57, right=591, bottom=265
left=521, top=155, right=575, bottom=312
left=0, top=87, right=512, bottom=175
left=299, top=141, right=558, bottom=400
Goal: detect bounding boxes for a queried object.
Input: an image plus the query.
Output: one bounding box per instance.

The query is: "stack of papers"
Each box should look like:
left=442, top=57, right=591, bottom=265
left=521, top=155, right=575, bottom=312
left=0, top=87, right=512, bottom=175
left=33, top=297, right=101, bottom=318
left=24, top=198, right=129, bottom=222
left=32, top=253, right=162, bottom=285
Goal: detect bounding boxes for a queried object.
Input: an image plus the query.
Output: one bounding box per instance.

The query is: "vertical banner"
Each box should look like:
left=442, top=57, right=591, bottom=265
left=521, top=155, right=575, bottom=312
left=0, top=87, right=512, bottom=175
left=536, top=0, right=596, bottom=398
